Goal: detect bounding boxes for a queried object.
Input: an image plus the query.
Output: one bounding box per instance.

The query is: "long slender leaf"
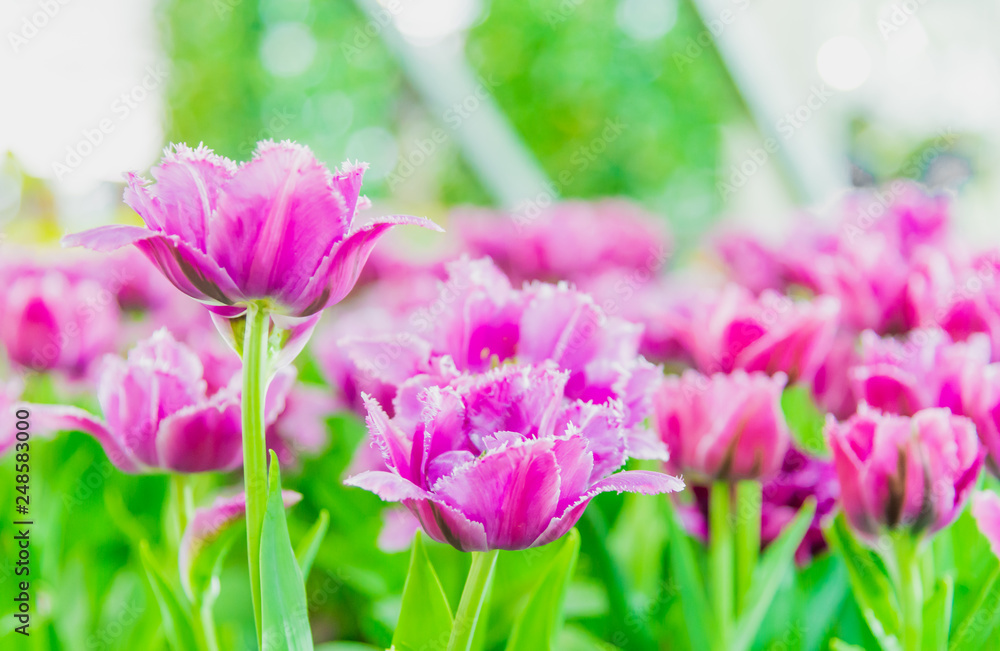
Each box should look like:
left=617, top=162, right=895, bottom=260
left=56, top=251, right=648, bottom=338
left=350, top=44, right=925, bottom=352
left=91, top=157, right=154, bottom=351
left=505, top=528, right=581, bottom=651
left=730, top=499, right=816, bottom=651
left=260, top=451, right=313, bottom=650
left=139, top=541, right=201, bottom=651
left=392, top=530, right=454, bottom=651
left=950, top=565, right=1000, bottom=650
left=295, top=510, right=330, bottom=580
left=824, top=513, right=901, bottom=646
left=922, top=577, right=952, bottom=651
left=668, top=510, right=714, bottom=651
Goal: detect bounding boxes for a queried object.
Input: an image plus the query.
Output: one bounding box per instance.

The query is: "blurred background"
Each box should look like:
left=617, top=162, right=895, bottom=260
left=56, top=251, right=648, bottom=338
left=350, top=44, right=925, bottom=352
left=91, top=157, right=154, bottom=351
left=2, top=0, right=999, bottom=251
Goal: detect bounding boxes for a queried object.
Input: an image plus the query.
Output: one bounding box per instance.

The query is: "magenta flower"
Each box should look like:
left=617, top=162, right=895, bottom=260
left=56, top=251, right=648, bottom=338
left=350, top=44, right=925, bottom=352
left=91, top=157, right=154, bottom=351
left=651, top=284, right=840, bottom=384
left=810, top=332, right=860, bottom=420
left=323, top=257, right=669, bottom=463
left=345, top=364, right=684, bottom=551
left=971, top=491, right=1000, bottom=559
left=851, top=328, right=990, bottom=416
left=826, top=407, right=983, bottom=543
left=455, top=199, right=672, bottom=285
left=0, top=259, right=122, bottom=378
left=653, top=370, right=791, bottom=482
left=63, top=142, right=441, bottom=323
left=23, top=330, right=307, bottom=474
left=959, top=364, right=1000, bottom=477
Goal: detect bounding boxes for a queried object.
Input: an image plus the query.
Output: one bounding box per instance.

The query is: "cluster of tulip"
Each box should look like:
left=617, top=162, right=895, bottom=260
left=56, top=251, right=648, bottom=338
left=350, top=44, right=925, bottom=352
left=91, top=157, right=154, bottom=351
left=3, top=142, right=1000, bottom=650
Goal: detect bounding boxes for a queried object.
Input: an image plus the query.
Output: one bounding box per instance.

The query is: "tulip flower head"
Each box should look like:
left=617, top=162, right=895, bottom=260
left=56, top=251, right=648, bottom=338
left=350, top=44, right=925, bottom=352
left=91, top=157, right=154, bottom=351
left=63, top=141, right=441, bottom=362
left=653, top=370, right=791, bottom=482
left=345, top=363, right=684, bottom=551
left=0, top=260, right=122, bottom=378
left=826, top=407, right=983, bottom=544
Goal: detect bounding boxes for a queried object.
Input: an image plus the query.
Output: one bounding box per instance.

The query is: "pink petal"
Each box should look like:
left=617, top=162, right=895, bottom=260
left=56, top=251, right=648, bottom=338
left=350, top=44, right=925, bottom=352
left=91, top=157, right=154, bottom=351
left=29, top=404, right=142, bottom=473
left=154, top=391, right=244, bottom=473
left=972, top=491, right=1000, bottom=559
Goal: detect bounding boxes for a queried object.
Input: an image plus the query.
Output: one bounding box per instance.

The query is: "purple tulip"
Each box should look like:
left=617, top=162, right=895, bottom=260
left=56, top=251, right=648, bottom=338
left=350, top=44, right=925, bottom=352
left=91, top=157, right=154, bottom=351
left=653, top=370, right=791, bottom=482
left=960, top=364, right=1000, bottom=477
left=971, top=491, right=1000, bottom=559
left=0, top=260, right=122, bottom=378
left=27, top=329, right=302, bottom=473
left=851, top=328, right=990, bottom=416
left=345, top=364, right=684, bottom=551
left=323, top=256, right=669, bottom=463
left=63, top=142, right=441, bottom=323
left=455, top=199, right=672, bottom=286
left=826, top=407, right=983, bottom=543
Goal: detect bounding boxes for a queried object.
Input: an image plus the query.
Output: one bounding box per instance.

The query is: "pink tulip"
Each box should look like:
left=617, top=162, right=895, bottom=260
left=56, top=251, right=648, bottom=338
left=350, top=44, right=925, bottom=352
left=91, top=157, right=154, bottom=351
left=653, top=284, right=839, bottom=384
left=264, top=368, right=334, bottom=467
left=810, top=332, right=860, bottom=420
left=851, top=328, right=989, bottom=416
left=826, top=407, right=983, bottom=542
left=653, top=370, right=791, bottom=482
left=971, top=491, right=1000, bottom=559
left=455, top=199, right=672, bottom=285
left=63, top=142, right=441, bottom=323
left=0, top=260, right=122, bottom=378
left=345, top=364, right=684, bottom=551
left=960, top=364, right=1000, bottom=477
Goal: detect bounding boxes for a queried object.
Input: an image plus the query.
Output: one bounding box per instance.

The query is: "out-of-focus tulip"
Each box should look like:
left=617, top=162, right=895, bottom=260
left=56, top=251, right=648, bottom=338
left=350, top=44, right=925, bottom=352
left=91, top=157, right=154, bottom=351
left=652, top=284, right=839, bottom=384
left=826, top=407, right=982, bottom=543
left=345, top=364, right=684, bottom=551
left=653, top=370, right=791, bottom=482
left=810, top=332, right=860, bottom=420
left=851, top=328, right=989, bottom=416
left=64, top=142, right=440, bottom=325
left=0, top=380, right=25, bottom=457
left=960, top=364, right=1000, bottom=477
left=0, top=260, right=121, bottom=378
left=971, top=491, right=1000, bottom=559
left=455, top=199, right=672, bottom=286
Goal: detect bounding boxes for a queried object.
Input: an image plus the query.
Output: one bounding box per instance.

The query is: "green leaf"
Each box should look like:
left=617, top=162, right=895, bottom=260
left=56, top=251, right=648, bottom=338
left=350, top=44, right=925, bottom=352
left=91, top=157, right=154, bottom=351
left=296, top=509, right=330, bottom=580
left=830, top=640, right=867, bottom=651
left=668, top=509, right=714, bottom=651
left=260, top=451, right=314, bottom=651
left=392, top=530, right=454, bottom=651
left=921, top=577, right=952, bottom=651
left=505, top=528, right=581, bottom=651
left=314, top=645, right=382, bottom=651
left=781, top=385, right=828, bottom=454
left=139, top=541, right=201, bottom=651
left=730, top=498, right=816, bottom=651
left=824, top=513, right=901, bottom=645
left=950, top=565, right=1000, bottom=650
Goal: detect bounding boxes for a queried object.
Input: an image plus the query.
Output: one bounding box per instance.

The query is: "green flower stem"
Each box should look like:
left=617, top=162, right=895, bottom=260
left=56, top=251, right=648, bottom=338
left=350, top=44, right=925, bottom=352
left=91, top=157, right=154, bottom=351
left=735, top=480, right=762, bottom=614
left=169, top=474, right=194, bottom=542
left=199, top=601, right=219, bottom=651
left=709, top=482, right=734, bottom=648
left=447, top=549, right=500, bottom=651
left=894, top=535, right=924, bottom=651
left=241, top=302, right=271, bottom=647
